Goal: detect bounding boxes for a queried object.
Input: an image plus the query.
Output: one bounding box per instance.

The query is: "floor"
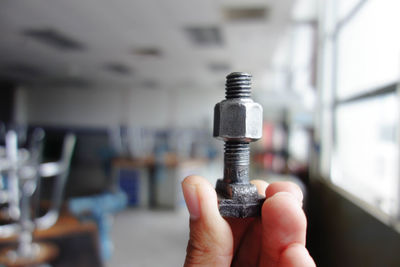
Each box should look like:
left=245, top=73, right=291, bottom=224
left=106, top=159, right=226, bottom=266
left=107, top=208, right=189, bottom=267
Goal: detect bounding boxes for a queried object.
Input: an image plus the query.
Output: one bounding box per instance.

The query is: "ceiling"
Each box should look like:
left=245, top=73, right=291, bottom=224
left=0, top=0, right=297, bottom=91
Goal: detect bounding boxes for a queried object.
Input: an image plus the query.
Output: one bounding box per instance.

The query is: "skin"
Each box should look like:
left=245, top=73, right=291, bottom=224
left=181, top=175, right=316, bottom=267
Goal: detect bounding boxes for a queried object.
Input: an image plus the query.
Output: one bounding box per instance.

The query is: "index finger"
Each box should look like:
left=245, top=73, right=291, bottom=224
left=260, top=184, right=307, bottom=266
left=265, top=181, right=304, bottom=204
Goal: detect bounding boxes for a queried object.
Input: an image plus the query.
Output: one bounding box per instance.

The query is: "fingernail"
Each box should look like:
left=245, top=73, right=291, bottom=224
left=182, top=183, right=200, bottom=220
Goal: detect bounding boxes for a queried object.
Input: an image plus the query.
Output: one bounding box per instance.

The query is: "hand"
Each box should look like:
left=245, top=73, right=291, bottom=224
left=181, top=175, right=315, bottom=267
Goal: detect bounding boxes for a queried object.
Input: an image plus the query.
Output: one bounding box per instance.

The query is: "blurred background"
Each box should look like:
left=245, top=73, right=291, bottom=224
left=0, top=0, right=399, bottom=266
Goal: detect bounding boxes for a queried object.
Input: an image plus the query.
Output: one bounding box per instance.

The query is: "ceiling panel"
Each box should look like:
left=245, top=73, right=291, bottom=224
left=0, top=0, right=296, bottom=90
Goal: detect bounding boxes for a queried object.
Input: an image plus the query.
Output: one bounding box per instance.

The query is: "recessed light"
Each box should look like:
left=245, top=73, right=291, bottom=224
left=42, top=77, right=91, bottom=88
left=22, top=28, right=85, bottom=51
left=2, top=63, right=44, bottom=78
left=104, top=63, right=132, bottom=75
left=223, top=7, right=269, bottom=22
left=185, top=27, right=223, bottom=46
left=133, top=47, right=162, bottom=57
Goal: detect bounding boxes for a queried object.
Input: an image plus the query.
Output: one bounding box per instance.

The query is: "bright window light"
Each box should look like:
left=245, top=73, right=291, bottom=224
left=337, top=0, right=363, bottom=20
left=337, top=0, right=400, bottom=99
left=332, top=94, right=399, bottom=216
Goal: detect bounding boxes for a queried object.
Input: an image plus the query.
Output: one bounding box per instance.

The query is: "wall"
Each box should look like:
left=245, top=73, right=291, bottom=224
left=307, top=180, right=400, bottom=267
left=13, top=86, right=224, bottom=197
left=173, top=89, right=223, bottom=128
left=21, top=87, right=122, bottom=128
left=18, top=86, right=223, bottom=129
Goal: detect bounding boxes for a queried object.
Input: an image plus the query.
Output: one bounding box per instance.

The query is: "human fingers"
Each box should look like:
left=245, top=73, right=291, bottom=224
left=228, top=180, right=267, bottom=254
left=225, top=180, right=266, bottom=264
left=182, top=175, right=233, bottom=267
left=278, top=243, right=315, bottom=267
left=250, top=179, right=269, bottom=196
left=265, top=181, right=303, bottom=204
left=260, top=192, right=307, bottom=267
left=230, top=218, right=262, bottom=267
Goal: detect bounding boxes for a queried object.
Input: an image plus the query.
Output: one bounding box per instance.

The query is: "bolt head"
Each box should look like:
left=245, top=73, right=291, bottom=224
left=213, top=99, right=263, bottom=142
left=216, top=179, right=264, bottom=217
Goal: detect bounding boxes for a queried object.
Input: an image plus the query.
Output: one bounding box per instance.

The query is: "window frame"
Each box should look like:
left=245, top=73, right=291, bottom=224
left=317, top=0, right=400, bottom=225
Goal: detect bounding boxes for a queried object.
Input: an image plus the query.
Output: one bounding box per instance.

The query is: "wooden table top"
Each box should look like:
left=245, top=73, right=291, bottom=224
left=0, top=212, right=97, bottom=243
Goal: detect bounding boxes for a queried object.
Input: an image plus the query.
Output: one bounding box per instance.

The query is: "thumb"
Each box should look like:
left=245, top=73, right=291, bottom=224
left=182, top=175, right=233, bottom=267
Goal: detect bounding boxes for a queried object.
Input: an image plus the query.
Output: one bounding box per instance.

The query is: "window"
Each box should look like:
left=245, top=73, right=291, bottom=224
left=318, top=0, right=400, bottom=220
left=336, top=0, right=400, bottom=99
left=333, top=93, right=398, bottom=215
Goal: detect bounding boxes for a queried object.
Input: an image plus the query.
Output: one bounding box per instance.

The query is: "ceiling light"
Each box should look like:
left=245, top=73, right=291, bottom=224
left=133, top=47, right=162, bottom=57
left=22, top=28, right=85, bottom=51
left=185, top=27, right=223, bottom=46
left=1, top=63, right=44, bottom=78
left=223, top=7, right=269, bottom=22
left=36, top=77, right=91, bottom=88
left=104, top=63, right=132, bottom=75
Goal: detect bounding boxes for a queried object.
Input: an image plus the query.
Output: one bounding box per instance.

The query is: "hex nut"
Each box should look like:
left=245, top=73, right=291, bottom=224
left=213, top=98, right=263, bottom=142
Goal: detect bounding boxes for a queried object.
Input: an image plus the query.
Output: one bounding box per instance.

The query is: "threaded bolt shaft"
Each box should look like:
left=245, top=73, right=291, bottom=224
left=223, top=142, right=250, bottom=184
left=223, top=72, right=252, bottom=184
left=225, top=72, right=251, bottom=99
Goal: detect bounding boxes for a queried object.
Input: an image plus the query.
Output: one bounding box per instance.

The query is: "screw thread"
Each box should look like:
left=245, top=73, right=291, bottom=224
left=223, top=142, right=250, bottom=183
left=225, top=72, right=251, bottom=99
left=224, top=142, right=250, bottom=165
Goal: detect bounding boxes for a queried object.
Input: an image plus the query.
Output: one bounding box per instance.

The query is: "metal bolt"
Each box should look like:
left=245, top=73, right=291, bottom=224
left=213, top=72, right=264, bottom=217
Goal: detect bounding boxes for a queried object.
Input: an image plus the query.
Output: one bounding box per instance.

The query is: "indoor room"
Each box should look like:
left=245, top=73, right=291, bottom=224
left=0, top=0, right=399, bottom=266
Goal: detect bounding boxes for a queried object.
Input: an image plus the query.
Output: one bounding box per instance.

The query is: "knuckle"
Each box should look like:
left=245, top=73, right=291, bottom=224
left=185, top=239, right=214, bottom=265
